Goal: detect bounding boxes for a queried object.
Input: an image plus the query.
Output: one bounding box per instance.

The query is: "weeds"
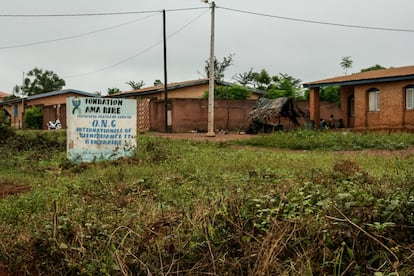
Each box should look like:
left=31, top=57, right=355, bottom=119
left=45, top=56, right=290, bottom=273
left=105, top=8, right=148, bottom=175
left=233, top=129, right=414, bottom=151
left=0, top=131, right=414, bottom=274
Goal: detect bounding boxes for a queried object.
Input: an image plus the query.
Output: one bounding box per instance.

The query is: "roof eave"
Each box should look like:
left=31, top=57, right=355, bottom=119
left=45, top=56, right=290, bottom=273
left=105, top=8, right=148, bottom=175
left=303, top=74, right=414, bottom=88
left=108, top=79, right=266, bottom=98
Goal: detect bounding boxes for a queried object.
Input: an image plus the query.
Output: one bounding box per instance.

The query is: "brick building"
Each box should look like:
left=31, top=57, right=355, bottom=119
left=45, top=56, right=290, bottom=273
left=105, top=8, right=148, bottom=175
left=0, top=91, right=10, bottom=102
left=304, top=65, right=414, bottom=132
left=110, top=79, right=264, bottom=100
left=110, top=79, right=265, bottom=132
left=0, top=89, right=96, bottom=129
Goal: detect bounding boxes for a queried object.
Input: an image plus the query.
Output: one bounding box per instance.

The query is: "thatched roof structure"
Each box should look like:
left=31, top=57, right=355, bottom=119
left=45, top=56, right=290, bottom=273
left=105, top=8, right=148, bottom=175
left=248, top=97, right=303, bottom=126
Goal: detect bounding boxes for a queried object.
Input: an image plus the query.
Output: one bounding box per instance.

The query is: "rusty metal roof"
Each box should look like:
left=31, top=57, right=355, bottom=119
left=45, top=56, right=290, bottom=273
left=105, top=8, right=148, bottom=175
left=303, top=65, right=414, bottom=88
left=0, top=89, right=96, bottom=105
left=109, top=79, right=265, bottom=98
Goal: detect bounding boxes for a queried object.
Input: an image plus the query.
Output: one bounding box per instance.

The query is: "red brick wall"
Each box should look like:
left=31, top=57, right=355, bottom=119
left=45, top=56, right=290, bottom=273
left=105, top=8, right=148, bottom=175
left=149, top=99, right=340, bottom=133
left=353, top=80, right=414, bottom=131
left=150, top=99, right=257, bottom=132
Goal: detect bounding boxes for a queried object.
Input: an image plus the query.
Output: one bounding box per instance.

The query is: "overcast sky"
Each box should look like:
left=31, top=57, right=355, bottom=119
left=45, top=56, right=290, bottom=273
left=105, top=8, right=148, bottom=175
left=1, top=0, right=413, bottom=94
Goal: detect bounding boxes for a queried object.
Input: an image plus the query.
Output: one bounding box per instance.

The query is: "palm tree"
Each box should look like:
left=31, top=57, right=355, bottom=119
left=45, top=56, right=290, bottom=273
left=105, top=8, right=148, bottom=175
left=126, top=80, right=145, bottom=90
left=107, top=87, right=121, bottom=95
left=340, top=56, right=353, bottom=75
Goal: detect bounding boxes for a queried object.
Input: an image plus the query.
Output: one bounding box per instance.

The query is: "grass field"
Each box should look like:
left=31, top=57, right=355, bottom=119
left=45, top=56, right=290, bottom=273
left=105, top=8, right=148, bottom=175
left=0, top=129, right=414, bottom=275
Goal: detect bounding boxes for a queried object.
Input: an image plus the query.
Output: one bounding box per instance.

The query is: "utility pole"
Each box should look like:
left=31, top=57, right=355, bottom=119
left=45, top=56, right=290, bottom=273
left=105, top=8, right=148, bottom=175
left=163, top=9, right=169, bottom=132
left=206, top=1, right=216, bottom=137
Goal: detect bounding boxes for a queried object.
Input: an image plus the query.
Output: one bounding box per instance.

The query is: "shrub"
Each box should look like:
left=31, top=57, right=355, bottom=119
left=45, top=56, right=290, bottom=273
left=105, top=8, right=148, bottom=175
left=203, top=84, right=251, bottom=99
left=23, top=106, right=43, bottom=129
left=0, top=110, right=15, bottom=144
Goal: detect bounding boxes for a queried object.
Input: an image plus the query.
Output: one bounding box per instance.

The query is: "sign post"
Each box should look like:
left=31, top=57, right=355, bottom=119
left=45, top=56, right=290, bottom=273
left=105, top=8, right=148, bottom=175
left=67, top=97, right=137, bottom=162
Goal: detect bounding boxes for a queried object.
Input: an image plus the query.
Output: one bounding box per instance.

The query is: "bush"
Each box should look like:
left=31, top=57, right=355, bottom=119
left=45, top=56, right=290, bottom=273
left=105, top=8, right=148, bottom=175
left=0, top=125, right=15, bottom=144
left=203, top=84, right=251, bottom=99
left=3, top=130, right=66, bottom=152
left=0, top=110, right=15, bottom=144
left=24, top=106, right=43, bottom=129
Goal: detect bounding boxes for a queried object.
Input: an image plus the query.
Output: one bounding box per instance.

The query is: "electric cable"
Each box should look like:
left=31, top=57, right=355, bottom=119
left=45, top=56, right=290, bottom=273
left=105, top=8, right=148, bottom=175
left=64, top=8, right=209, bottom=79
left=0, top=7, right=207, bottom=17
left=218, top=6, right=414, bottom=33
left=0, top=13, right=158, bottom=50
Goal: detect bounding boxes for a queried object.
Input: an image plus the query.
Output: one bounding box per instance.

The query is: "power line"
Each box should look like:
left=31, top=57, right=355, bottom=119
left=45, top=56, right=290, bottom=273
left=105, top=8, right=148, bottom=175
left=2, top=5, right=411, bottom=33
left=218, top=6, right=414, bottom=33
left=0, top=7, right=207, bottom=17
left=0, top=14, right=158, bottom=50
left=64, top=9, right=209, bottom=79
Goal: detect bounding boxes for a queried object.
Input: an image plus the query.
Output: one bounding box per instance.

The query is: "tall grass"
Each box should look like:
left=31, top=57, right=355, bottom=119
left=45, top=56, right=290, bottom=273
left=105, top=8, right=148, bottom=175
left=0, top=130, right=413, bottom=275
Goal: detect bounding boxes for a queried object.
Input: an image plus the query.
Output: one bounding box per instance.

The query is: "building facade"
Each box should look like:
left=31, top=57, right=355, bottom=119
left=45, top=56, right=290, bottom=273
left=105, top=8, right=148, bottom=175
left=0, top=89, right=96, bottom=129
left=304, top=65, right=414, bottom=132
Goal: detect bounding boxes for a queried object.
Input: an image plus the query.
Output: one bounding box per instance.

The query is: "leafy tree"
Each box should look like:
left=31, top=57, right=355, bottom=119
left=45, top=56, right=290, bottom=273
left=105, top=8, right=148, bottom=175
left=202, top=53, right=234, bottom=81
left=235, top=69, right=303, bottom=99
left=126, top=80, right=145, bottom=90
left=233, top=68, right=255, bottom=86
left=268, top=73, right=302, bottom=99
left=360, top=64, right=386, bottom=72
left=251, top=69, right=273, bottom=90
left=23, top=106, right=43, bottom=129
left=203, top=84, right=251, bottom=100
left=107, top=88, right=121, bottom=95
left=21, top=68, right=65, bottom=96
left=340, top=56, right=353, bottom=75
left=320, top=85, right=340, bottom=103
left=302, top=85, right=341, bottom=103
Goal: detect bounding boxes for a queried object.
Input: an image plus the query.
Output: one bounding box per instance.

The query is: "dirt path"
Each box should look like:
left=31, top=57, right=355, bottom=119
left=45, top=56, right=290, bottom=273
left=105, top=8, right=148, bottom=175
left=0, top=182, right=30, bottom=199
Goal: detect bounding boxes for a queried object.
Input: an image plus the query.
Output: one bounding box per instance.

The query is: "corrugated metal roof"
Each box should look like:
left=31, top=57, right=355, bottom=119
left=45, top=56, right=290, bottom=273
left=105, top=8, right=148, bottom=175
left=26, top=89, right=96, bottom=100
left=303, top=65, right=414, bottom=88
left=0, top=89, right=97, bottom=105
left=109, top=79, right=265, bottom=98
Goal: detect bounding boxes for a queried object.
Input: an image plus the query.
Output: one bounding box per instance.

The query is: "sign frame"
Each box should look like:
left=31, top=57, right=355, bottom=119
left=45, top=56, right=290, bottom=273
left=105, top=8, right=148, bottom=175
left=67, top=97, right=137, bottom=162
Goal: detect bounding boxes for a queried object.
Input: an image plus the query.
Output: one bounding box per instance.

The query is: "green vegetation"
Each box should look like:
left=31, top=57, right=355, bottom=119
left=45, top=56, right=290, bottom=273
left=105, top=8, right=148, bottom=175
left=203, top=84, right=251, bottom=100
left=21, top=67, right=66, bottom=95
left=233, top=129, right=414, bottom=151
left=340, top=56, right=353, bottom=75
left=1, top=130, right=414, bottom=275
left=361, top=64, right=386, bottom=72
left=234, top=68, right=304, bottom=100
left=0, top=111, right=14, bottom=143
left=23, top=106, right=43, bottom=129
